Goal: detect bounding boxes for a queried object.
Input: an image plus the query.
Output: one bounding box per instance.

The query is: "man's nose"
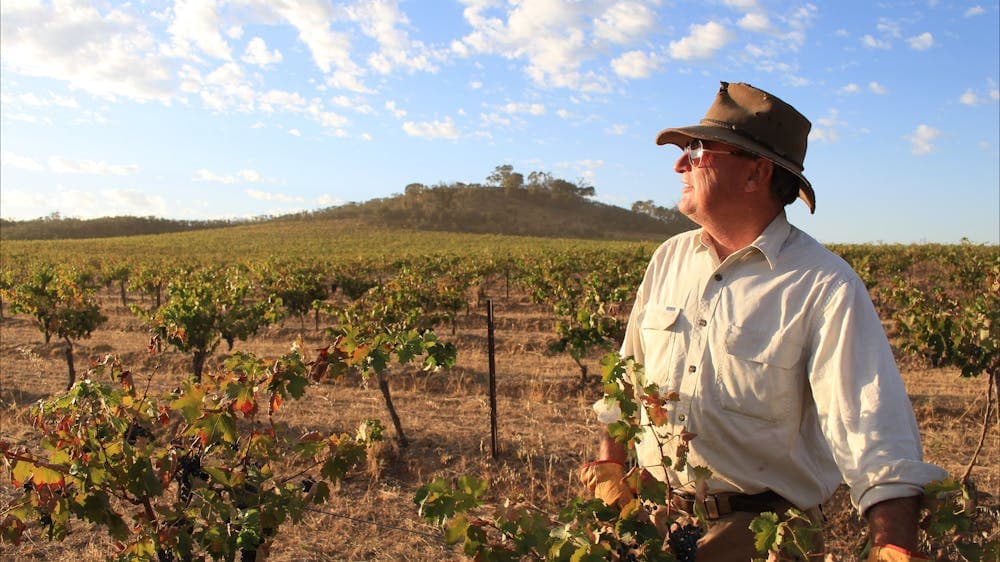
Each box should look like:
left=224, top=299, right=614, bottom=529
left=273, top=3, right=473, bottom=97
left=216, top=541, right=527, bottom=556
left=673, top=151, right=691, bottom=173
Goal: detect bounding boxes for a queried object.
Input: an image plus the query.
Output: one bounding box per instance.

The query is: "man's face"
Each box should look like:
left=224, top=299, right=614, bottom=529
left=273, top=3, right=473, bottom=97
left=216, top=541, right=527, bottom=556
left=673, top=139, right=759, bottom=226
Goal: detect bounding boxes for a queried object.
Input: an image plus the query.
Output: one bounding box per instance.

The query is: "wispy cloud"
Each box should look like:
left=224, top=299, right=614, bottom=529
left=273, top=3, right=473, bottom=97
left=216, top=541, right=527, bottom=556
left=869, top=81, right=888, bottom=94
left=48, top=156, right=138, bottom=175
left=611, top=50, right=662, bottom=79
left=964, top=6, right=986, bottom=17
left=905, top=124, right=942, bottom=155
left=670, top=21, right=733, bottom=60
left=907, top=32, right=934, bottom=51
left=1, top=151, right=45, bottom=171
left=193, top=168, right=265, bottom=184
left=242, top=37, right=283, bottom=67
left=402, top=117, right=460, bottom=139
left=862, top=34, right=891, bottom=49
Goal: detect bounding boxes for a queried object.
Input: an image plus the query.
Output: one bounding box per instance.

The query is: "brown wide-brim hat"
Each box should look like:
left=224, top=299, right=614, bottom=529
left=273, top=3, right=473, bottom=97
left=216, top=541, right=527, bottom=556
left=656, top=81, right=816, bottom=213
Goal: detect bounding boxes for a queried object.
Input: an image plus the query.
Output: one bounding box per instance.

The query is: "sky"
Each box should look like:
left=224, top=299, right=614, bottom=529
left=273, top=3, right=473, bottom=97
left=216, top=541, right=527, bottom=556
left=1, top=0, right=998, bottom=244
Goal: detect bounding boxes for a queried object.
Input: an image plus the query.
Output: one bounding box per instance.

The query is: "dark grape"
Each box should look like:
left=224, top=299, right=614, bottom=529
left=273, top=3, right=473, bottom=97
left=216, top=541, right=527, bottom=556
left=666, top=522, right=704, bottom=562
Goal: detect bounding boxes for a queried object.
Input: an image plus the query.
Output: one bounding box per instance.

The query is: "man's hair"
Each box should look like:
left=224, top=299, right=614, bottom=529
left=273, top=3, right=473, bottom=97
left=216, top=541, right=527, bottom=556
left=770, top=165, right=800, bottom=206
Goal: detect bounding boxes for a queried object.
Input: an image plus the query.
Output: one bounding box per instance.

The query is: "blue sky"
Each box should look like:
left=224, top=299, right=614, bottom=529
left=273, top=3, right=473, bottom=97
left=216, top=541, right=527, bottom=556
left=1, top=0, right=997, bottom=244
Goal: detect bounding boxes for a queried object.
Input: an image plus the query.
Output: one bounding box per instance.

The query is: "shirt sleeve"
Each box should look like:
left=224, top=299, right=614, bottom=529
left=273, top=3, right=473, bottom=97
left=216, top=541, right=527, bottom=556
left=807, top=276, right=948, bottom=515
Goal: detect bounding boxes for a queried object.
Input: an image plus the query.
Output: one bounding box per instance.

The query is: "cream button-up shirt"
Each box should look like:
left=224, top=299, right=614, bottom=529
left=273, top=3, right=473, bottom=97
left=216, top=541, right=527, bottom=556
left=617, top=212, right=947, bottom=514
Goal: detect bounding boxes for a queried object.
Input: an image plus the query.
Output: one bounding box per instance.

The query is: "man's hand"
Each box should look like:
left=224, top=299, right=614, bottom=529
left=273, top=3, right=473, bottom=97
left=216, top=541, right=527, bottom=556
left=579, top=460, right=634, bottom=507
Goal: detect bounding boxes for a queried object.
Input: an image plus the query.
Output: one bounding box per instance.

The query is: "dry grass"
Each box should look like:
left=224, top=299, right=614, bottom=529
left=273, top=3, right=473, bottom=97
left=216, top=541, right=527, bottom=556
left=1, top=291, right=996, bottom=561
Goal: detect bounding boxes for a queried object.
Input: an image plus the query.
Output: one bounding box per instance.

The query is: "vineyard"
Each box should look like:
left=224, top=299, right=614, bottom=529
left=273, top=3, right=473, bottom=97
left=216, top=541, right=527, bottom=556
left=0, top=223, right=997, bottom=561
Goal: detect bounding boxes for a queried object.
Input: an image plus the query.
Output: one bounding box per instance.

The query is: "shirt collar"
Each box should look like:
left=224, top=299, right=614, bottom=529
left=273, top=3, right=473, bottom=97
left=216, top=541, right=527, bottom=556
left=696, top=211, right=792, bottom=270
left=750, top=211, right=792, bottom=270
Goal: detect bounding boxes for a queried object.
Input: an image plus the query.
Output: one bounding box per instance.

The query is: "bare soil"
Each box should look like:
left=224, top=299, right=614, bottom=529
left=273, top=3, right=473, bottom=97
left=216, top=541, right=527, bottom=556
left=1, top=291, right=996, bottom=561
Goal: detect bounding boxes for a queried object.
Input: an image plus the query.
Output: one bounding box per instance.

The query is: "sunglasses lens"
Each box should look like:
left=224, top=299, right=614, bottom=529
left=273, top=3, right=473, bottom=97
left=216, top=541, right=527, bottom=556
left=687, top=140, right=703, bottom=167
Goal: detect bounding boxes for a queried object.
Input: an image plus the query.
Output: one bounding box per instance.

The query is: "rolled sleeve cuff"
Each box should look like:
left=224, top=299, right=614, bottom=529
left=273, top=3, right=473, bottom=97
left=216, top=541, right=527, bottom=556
left=857, top=483, right=924, bottom=515
left=854, top=461, right=949, bottom=515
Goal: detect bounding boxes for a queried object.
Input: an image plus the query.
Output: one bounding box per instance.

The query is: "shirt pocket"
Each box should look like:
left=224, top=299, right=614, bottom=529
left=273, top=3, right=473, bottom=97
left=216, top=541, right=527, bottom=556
left=716, top=324, right=806, bottom=423
left=639, top=305, right=683, bottom=385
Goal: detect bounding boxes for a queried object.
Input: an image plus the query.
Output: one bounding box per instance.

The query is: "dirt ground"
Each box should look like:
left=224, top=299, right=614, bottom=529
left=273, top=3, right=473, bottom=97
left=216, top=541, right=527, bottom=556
left=0, top=290, right=996, bottom=561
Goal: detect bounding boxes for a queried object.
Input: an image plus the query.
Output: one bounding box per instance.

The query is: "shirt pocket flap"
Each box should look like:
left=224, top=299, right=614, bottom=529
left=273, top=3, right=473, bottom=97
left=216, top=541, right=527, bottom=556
left=724, top=324, right=803, bottom=369
left=641, top=306, right=681, bottom=331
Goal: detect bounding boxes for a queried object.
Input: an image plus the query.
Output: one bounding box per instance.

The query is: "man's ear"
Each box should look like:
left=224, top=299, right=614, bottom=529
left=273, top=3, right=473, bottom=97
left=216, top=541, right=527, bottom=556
left=746, top=158, right=773, bottom=192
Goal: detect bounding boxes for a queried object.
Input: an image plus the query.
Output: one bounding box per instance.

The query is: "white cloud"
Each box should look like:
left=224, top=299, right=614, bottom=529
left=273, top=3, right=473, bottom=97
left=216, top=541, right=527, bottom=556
left=907, top=32, right=934, bottom=51
left=455, top=0, right=606, bottom=91
left=670, top=21, right=733, bottom=60
left=810, top=109, right=845, bottom=143
left=869, top=82, right=888, bottom=94
left=838, top=83, right=860, bottom=94
left=611, top=50, right=661, bottom=79
left=501, top=103, right=546, bottom=116
left=168, top=0, right=232, bottom=60
left=346, top=0, right=443, bottom=75
left=194, top=169, right=237, bottom=183
left=48, top=156, right=138, bottom=176
left=386, top=101, right=408, bottom=118
left=905, top=124, right=941, bottom=155
left=0, top=1, right=175, bottom=102
left=964, top=6, right=986, bottom=17
left=606, top=123, right=628, bottom=135
left=238, top=170, right=263, bottom=183
left=593, top=2, right=656, bottom=44
left=1, top=151, right=44, bottom=171
left=723, top=0, right=759, bottom=9
left=193, top=168, right=264, bottom=183
left=288, top=128, right=302, bottom=136
left=103, top=188, right=169, bottom=215
left=402, top=117, right=460, bottom=139
left=960, top=90, right=979, bottom=105
left=862, top=34, right=891, bottom=49
left=242, top=37, right=283, bottom=67
left=738, top=13, right=772, bottom=33
left=317, top=194, right=345, bottom=207
left=247, top=189, right=302, bottom=202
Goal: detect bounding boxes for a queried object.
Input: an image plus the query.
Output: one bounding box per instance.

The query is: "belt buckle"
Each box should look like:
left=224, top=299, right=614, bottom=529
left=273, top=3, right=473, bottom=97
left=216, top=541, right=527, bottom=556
left=703, top=495, right=720, bottom=519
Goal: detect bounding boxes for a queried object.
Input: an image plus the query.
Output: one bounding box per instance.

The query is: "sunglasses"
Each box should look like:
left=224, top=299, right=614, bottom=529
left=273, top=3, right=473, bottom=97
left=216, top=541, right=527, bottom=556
left=682, top=139, right=751, bottom=168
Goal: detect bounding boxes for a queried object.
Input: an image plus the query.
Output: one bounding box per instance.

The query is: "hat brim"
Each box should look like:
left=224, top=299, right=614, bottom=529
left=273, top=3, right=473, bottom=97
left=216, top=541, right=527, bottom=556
left=657, top=125, right=816, bottom=214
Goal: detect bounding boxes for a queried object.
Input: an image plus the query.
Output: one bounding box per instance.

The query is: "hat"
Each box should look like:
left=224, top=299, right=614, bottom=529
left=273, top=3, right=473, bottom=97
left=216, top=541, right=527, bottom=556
left=656, top=81, right=815, bottom=213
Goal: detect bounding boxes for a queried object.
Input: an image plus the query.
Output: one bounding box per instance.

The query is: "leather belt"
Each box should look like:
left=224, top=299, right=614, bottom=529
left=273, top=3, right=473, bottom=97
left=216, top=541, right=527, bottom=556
left=670, top=490, right=784, bottom=520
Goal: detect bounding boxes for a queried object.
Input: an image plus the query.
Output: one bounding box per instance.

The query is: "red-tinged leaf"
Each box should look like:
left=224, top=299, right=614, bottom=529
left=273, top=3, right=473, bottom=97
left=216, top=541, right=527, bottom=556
left=269, top=392, right=283, bottom=415
left=664, top=391, right=680, bottom=402
left=351, top=345, right=368, bottom=364
left=299, top=431, right=324, bottom=442
left=32, top=465, right=66, bottom=488
left=232, top=386, right=257, bottom=418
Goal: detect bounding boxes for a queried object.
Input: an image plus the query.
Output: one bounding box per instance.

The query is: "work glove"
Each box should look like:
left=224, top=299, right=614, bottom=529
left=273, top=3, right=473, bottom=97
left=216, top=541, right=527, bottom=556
left=579, top=460, right=634, bottom=508
left=866, top=545, right=928, bottom=562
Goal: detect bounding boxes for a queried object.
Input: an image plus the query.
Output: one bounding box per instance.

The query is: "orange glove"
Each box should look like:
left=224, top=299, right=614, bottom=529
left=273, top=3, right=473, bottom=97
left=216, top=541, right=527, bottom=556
left=579, top=460, right=634, bottom=508
left=866, top=545, right=928, bottom=562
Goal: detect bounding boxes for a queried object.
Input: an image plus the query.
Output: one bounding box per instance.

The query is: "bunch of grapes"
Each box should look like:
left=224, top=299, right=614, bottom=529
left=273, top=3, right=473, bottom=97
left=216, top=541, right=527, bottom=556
left=666, top=521, right=704, bottom=562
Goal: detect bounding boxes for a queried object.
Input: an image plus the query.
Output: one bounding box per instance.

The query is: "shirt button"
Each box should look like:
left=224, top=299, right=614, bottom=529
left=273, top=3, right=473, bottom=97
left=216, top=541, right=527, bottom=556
left=698, top=318, right=707, bottom=327
left=688, top=365, right=697, bottom=373
left=714, top=273, right=723, bottom=281
left=678, top=414, right=686, bottom=422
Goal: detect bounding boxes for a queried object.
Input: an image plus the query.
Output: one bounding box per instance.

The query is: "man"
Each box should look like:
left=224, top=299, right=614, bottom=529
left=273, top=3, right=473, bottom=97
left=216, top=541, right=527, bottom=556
left=581, top=82, right=947, bottom=560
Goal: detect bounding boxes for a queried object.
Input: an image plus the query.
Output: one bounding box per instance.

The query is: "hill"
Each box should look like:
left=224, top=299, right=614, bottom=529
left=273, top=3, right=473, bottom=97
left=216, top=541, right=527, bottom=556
left=0, top=176, right=694, bottom=242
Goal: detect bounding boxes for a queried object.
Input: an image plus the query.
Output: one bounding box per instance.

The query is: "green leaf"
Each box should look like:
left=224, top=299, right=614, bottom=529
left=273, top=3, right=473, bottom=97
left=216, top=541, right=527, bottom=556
left=171, top=387, right=206, bottom=423
left=749, top=511, right=780, bottom=552
left=443, top=514, right=469, bottom=545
